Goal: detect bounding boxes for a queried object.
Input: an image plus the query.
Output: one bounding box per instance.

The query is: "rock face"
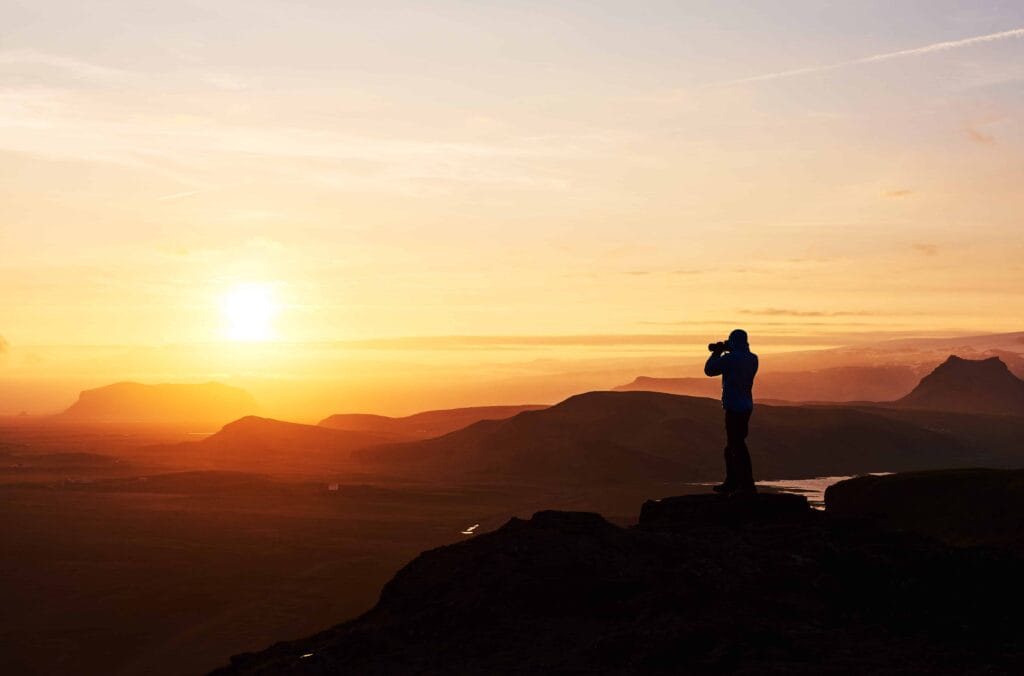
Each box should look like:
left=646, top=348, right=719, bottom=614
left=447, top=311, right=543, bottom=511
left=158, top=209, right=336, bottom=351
left=59, top=381, right=259, bottom=426
left=212, top=490, right=1024, bottom=675
left=896, top=355, right=1024, bottom=415
left=825, top=468, right=1024, bottom=553
left=639, top=492, right=810, bottom=530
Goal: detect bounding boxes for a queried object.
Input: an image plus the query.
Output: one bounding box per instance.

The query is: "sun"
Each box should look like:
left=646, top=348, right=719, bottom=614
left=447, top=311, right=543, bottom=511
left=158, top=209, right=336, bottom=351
left=220, top=283, right=279, bottom=341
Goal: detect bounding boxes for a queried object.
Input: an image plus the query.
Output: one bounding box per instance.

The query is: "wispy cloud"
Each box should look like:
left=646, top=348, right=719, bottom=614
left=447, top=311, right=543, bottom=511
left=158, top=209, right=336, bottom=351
left=715, top=27, right=1024, bottom=87
left=155, top=189, right=205, bottom=202
left=912, top=243, right=939, bottom=256
left=884, top=189, right=914, bottom=198
left=965, top=126, right=996, bottom=144
left=0, top=49, right=127, bottom=81
left=621, top=269, right=703, bottom=277
left=739, top=308, right=877, bottom=318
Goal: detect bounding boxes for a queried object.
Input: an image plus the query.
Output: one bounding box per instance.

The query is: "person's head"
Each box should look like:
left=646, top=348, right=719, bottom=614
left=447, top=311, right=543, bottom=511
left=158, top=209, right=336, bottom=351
left=726, top=328, right=749, bottom=349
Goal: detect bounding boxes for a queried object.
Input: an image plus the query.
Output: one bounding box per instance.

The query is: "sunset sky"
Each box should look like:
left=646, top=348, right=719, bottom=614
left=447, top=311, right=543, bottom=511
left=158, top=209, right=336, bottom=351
left=2, top=1, right=1023, bottom=414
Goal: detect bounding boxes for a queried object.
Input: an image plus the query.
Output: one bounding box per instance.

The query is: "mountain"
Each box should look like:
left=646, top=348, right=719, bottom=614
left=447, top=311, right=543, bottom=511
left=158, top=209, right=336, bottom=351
left=212, top=486, right=1024, bottom=675
left=357, top=390, right=1014, bottom=484
left=616, top=365, right=923, bottom=403
left=895, top=355, right=1024, bottom=415
left=156, top=416, right=389, bottom=474
left=203, top=416, right=384, bottom=453
left=318, top=405, right=548, bottom=441
left=59, top=381, right=259, bottom=426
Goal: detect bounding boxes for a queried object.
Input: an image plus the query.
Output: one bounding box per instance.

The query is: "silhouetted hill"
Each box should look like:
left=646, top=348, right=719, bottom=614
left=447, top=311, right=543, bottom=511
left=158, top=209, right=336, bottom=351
left=826, top=468, right=1024, bottom=553
left=198, top=413, right=385, bottom=467
left=896, top=355, right=1024, bottom=415
left=616, top=365, right=921, bottom=402
left=357, top=391, right=1016, bottom=483
left=155, top=416, right=389, bottom=473
left=213, top=490, right=1024, bottom=675
left=59, top=382, right=259, bottom=426
left=318, top=405, right=547, bottom=440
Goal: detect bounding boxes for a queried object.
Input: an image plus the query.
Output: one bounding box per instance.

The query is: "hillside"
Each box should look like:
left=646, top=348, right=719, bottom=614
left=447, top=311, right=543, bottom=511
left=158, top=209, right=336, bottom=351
left=357, top=390, right=1016, bottom=483
left=895, top=356, right=1024, bottom=415
left=213, top=481, right=1024, bottom=675
left=154, top=416, right=389, bottom=474
left=59, top=381, right=259, bottom=426
left=318, top=405, right=547, bottom=440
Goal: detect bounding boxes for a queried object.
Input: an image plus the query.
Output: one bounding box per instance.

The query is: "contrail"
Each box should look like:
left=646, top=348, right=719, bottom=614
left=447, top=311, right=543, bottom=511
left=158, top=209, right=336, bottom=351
left=715, top=26, right=1024, bottom=87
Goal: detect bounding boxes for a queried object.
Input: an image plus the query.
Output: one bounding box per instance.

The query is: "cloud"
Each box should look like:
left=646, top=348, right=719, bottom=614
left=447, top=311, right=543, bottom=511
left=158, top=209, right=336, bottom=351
left=714, top=27, right=1024, bottom=87
left=912, top=243, right=939, bottom=256
left=330, top=333, right=875, bottom=350
left=621, top=269, right=703, bottom=277
left=966, top=127, right=995, bottom=144
left=739, top=308, right=876, bottom=318
left=884, top=189, right=914, bottom=198
left=155, top=189, right=205, bottom=202
left=0, top=49, right=127, bottom=81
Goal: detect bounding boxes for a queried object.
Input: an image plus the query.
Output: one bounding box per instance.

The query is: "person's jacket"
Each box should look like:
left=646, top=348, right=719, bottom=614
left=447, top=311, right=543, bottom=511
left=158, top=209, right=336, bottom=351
left=704, top=346, right=758, bottom=412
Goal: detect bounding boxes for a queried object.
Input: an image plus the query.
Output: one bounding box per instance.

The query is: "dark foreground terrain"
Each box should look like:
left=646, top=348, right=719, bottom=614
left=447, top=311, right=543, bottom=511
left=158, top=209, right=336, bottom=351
left=215, top=478, right=1024, bottom=675
left=0, top=418, right=681, bottom=676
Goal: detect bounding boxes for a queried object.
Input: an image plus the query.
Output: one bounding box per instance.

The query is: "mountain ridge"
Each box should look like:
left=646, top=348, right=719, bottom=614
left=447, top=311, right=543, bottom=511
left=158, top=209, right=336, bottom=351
left=318, top=404, right=548, bottom=440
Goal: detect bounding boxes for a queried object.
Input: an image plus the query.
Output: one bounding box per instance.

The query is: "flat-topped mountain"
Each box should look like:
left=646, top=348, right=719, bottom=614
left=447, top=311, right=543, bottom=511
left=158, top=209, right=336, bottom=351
left=213, top=479, right=1024, bottom=675
left=59, top=381, right=259, bottom=426
left=896, top=355, right=1024, bottom=415
left=318, top=405, right=547, bottom=441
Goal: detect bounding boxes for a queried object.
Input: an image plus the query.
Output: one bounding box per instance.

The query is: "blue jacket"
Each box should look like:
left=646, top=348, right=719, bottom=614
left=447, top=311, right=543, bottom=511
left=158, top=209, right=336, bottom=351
left=704, top=347, right=758, bottom=412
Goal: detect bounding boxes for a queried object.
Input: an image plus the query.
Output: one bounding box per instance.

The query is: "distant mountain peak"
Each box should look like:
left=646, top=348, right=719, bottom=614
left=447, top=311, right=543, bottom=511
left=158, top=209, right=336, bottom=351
left=897, top=355, right=1024, bottom=415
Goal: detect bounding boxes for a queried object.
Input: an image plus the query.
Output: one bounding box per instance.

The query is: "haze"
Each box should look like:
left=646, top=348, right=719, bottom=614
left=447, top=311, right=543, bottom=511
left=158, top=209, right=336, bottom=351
left=3, top=1, right=1024, bottom=418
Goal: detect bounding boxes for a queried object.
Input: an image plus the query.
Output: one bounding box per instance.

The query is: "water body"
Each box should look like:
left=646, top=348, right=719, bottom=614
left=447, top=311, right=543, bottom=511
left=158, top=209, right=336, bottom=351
left=758, top=473, right=891, bottom=509
left=694, top=473, right=890, bottom=509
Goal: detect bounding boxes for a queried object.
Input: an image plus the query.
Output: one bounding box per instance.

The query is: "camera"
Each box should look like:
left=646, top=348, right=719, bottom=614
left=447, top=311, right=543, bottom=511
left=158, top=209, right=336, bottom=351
left=708, top=341, right=730, bottom=353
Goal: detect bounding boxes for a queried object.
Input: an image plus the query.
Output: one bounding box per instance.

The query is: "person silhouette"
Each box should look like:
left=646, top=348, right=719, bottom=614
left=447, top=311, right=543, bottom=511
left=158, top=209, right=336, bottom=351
left=704, top=329, right=758, bottom=495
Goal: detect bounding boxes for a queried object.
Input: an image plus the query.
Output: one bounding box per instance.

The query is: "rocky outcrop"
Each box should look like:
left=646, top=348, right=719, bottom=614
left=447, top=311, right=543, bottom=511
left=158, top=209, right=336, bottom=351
left=212, top=489, right=1024, bottom=675
left=825, top=468, right=1024, bottom=552
left=638, top=492, right=810, bottom=530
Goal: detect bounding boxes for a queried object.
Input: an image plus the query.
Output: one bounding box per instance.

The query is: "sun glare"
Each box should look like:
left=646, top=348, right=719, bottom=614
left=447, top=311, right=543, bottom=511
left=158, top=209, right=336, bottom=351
left=221, top=283, right=279, bottom=341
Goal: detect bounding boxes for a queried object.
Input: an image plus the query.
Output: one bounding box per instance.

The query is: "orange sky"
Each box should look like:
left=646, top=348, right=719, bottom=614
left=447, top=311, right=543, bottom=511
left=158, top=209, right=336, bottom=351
left=2, top=2, right=1023, bottom=415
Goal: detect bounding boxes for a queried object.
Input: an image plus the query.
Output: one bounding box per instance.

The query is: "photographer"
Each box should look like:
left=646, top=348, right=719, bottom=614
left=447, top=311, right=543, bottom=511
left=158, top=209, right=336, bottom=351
left=704, top=329, right=759, bottom=496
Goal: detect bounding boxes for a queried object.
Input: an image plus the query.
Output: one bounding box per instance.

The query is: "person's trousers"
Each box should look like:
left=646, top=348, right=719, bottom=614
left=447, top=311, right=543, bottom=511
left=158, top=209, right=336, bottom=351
left=724, top=409, right=754, bottom=489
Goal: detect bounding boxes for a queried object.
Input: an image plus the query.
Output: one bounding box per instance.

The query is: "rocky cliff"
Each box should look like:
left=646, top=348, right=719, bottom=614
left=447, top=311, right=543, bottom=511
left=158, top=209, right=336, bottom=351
left=213, top=484, right=1024, bottom=675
